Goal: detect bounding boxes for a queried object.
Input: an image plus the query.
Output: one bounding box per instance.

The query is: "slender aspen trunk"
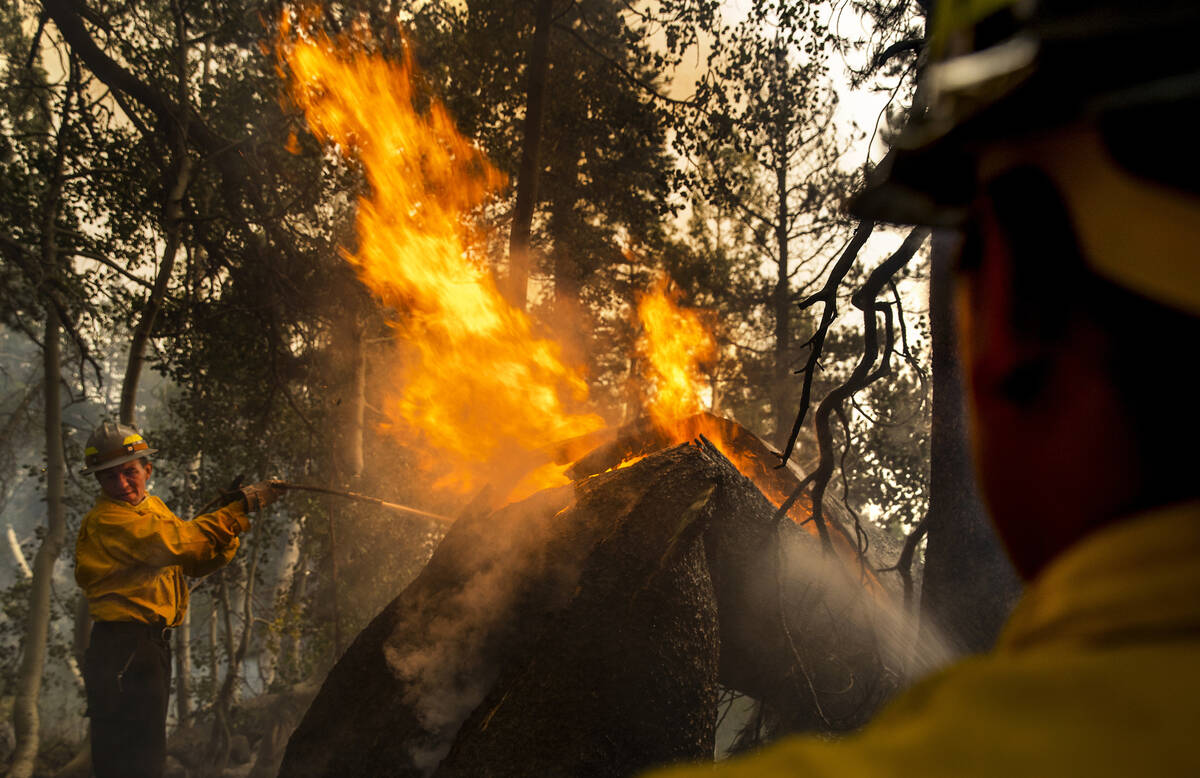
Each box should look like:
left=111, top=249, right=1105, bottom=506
left=208, top=593, right=219, bottom=698
left=7, top=308, right=67, bottom=778
left=118, top=150, right=191, bottom=425
left=282, top=543, right=310, bottom=681
left=119, top=0, right=193, bottom=425
left=259, top=532, right=300, bottom=690
left=8, top=61, right=75, bottom=777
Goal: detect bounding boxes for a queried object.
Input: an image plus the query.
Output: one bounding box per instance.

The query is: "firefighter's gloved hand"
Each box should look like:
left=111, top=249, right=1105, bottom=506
left=238, top=480, right=283, bottom=512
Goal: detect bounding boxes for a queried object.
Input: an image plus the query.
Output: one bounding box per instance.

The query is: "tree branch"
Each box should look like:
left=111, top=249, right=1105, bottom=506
left=777, top=218, right=875, bottom=464
left=804, top=227, right=929, bottom=553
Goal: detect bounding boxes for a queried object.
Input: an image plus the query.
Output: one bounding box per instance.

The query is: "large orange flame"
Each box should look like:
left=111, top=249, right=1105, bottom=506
left=279, top=15, right=603, bottom=492
left=279, top=13, right=816, bottom=528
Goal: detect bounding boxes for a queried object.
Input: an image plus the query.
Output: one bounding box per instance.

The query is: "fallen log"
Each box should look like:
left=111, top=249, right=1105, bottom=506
left=281, top=429, right=915, bottom=776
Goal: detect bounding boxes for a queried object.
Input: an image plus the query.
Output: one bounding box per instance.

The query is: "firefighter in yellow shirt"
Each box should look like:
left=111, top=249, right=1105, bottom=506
left=651, top=0, right=1200, bottom=775
left=76, top=422, right=280, bottom=778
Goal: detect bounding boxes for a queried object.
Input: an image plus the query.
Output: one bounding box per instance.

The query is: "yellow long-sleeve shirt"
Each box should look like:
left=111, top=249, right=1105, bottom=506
left=75, top=493, right=249, bottom=627
left=649, top=501, right=1200, bottom=777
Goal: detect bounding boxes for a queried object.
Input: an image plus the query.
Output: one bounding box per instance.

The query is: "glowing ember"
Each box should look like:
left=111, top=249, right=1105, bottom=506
left=279, top=15, right=603, bottom=492
left=636, top=275, right=716, bottom=434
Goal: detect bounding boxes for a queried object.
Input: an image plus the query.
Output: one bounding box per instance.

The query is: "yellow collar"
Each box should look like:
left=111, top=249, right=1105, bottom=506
left=97, top=493, right=153, bottom=510
left=998, top=500, right=1200, bottom=653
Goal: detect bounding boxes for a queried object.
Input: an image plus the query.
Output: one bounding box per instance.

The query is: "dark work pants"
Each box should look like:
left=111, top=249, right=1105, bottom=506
left=84, top=621, right=172, bottom=778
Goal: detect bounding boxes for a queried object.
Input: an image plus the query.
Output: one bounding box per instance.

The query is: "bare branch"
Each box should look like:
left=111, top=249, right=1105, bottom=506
left=777, top=218, right=876, bottom=464
left=873, top=37, right=922, bottom=70
left=804, top=226, right=929, bottom=553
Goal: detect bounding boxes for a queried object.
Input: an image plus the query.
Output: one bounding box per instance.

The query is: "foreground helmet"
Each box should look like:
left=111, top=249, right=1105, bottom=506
left=81, top=422, right=158, bottom=475
left=853, top=0, right=1200, bottom=314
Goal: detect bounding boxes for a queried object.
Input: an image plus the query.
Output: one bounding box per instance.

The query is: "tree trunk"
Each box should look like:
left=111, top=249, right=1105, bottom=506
left=118, top=149, right=191, bottom=425
left=205, top=533, right=260, bottom=776
left=919, top=230, right=1021, bottom=654
left=279, top=542, right=311, bottom=684
left=175, top=609, right=192, bottom=725
left=119, top=0, right=193, bottom=425
left=551, top=151, right=584, bottom=337
left=325, top=496, right=343, bottom=658
left=505, top=0, right=554, bottom=310
left=9, top=65, right=74, bottom=775
left=208, top=594, right=219, bottom=707
left=258, top=530, right=301, bottom=690
left=8, top=306, right=68, bottom=778
left=346, top=321, right=366, bottom=480
left=769, top=41, right=793, bottom=446
left=771, top=157, right=791, bottom=446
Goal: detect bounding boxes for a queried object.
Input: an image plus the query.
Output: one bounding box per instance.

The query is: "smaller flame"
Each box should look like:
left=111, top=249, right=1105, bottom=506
left=636, top=275, right=717, bottom=434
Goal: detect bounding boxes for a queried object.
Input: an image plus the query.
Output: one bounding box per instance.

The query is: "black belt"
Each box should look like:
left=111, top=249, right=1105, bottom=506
left=93, top=620, right=173, bottom=644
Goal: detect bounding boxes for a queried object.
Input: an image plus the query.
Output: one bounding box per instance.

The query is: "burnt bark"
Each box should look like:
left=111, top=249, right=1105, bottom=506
left=282, top=446, right=729, bottom=777
left=10, top=305, right=67, bottom=778
left=437, top=452, right=720, bottom=776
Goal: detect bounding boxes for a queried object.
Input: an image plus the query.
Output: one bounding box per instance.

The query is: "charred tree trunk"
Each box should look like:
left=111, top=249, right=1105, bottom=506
left=281, top=446, right=726, bottom=776
left=436, top=471, right=718, bottom=776
left=920, top=231, right=1021, bottom=654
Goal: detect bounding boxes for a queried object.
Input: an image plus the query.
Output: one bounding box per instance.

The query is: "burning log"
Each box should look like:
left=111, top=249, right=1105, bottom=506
left=280, top=424, right=913, bottom=777
left=269, top=23, right=920, bottom=776
left=436, top=446, right=721, bottom=777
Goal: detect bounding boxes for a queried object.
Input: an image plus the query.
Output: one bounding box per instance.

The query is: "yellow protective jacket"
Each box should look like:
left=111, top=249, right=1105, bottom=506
left=649, top=501, right=1200, bottom=777
left=75, top=493, right=249, bottom=627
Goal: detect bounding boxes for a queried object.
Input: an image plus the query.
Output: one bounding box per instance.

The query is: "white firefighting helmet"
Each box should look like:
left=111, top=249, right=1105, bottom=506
left=81, top=422, right=158, bottom=475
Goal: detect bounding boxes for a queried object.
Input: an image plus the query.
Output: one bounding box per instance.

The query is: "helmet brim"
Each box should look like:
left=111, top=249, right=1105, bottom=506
left=81, top=448, right=158, bottom=475
left=851, top=21, right=1200, bottom=226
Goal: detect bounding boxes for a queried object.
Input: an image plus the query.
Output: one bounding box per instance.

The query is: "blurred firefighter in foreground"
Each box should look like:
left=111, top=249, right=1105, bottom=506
left=653, top=0, right=1200, bottom=775
left=75, top=422, right=281, bottom=778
